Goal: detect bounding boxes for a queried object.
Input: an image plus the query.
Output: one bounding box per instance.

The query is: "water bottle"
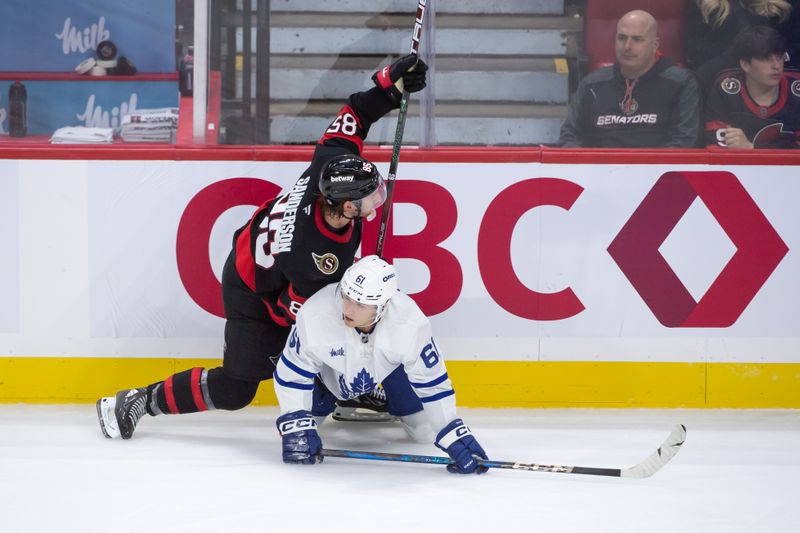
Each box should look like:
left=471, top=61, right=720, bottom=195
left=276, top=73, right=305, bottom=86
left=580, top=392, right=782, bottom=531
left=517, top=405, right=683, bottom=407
left=9, top=81, right=27, bottom=137
left=179, top=46, right=194, bottom=97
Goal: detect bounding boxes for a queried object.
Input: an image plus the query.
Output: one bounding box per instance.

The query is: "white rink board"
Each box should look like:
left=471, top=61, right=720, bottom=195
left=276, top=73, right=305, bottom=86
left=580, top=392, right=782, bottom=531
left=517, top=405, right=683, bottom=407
left=2, top=160, right=798, bottom=363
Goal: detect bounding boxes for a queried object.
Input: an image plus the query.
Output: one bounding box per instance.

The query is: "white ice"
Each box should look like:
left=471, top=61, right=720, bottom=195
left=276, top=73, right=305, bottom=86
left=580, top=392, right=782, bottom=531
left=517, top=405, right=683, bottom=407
left=1, top=406, right=797, bottom=533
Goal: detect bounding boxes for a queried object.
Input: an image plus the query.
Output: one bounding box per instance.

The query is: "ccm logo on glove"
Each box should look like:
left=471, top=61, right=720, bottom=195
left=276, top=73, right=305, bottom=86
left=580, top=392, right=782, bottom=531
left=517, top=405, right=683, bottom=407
left=437, top=422, right=472, bottom=448
left=278, top=417, right=316, bottom=435
left=435, top=418, right=489, bottom=474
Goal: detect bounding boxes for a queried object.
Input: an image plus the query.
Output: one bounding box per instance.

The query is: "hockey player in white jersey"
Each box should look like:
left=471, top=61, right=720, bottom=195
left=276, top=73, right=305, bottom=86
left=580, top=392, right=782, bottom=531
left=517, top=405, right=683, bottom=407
left=274, top=255, right=489, bottom=474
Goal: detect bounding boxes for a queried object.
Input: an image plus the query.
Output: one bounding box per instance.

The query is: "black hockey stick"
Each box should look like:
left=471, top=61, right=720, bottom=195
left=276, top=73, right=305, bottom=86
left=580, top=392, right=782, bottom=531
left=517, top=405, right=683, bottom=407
left=321, top=424, right=686, bottom=478
left=375, top=0, right=428, bottom=258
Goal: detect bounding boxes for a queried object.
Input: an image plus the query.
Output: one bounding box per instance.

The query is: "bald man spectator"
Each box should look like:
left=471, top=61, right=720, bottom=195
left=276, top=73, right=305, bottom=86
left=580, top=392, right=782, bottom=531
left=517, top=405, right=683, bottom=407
left=559, top=10, right=701, bottom=148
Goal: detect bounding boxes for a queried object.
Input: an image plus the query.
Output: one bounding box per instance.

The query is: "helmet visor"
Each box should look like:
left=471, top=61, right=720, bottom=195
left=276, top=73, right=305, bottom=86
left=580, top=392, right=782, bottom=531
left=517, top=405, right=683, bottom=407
left=362, top=176, right=387, bottom=212
left=354, top=176, right=387, bottom=222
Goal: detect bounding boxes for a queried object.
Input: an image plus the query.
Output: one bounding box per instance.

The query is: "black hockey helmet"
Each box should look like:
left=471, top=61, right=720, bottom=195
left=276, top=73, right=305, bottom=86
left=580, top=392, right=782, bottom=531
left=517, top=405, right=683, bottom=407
left=319, top=155, right=385, bottom=205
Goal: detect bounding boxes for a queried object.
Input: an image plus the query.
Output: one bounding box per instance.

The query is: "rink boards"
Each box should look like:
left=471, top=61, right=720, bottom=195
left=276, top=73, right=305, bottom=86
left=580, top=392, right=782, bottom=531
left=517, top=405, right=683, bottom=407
left=0, top=150, right=798, bottom=407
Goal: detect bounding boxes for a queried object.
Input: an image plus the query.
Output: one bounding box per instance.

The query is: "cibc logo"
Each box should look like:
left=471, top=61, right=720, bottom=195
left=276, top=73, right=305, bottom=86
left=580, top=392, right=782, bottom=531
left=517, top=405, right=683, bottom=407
left=176, top=172, right=788, bottom=326
left=608, top=171, right=788, bottom=327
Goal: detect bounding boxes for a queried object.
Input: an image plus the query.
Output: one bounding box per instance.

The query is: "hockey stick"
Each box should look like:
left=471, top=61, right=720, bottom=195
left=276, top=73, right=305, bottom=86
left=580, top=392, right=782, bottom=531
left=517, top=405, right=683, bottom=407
left=321, top=424, right=686, bottom=478
left=375, top=0, right=428, bottom=258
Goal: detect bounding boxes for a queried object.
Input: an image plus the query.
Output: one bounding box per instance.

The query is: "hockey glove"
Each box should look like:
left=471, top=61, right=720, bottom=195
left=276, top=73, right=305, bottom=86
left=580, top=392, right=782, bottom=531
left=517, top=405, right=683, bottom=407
left=372, top=54, right=428, bottom=105
left=435, top=418, right=488, bottom=475
left=276, top=410, right=323, bottom=464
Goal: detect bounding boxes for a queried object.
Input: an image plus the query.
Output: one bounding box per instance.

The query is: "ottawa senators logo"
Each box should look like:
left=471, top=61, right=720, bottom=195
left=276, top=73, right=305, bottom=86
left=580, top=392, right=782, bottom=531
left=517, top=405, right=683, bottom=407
left=312, top=252, right=339, bottom=275
left=619, top=96, right=639, bottom=115
left=791, top=80, right=800, bottom=98
left=721, top=77, right=741, bottom=95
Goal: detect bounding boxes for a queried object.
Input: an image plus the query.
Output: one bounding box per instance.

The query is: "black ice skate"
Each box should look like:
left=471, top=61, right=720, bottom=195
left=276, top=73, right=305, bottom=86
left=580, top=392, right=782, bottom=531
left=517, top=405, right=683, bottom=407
left=96, top=388, right=148, bottom=439
left=332, top=387, right=396, bottom=422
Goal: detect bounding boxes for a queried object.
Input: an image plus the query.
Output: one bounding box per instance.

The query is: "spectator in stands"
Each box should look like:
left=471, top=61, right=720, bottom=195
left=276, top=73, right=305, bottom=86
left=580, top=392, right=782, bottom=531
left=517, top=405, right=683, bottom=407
left=704, top=25, right=800, bottom=149
left=559, top=10, right=700, bottom=148
left=685, top=0, right=799, bottom=94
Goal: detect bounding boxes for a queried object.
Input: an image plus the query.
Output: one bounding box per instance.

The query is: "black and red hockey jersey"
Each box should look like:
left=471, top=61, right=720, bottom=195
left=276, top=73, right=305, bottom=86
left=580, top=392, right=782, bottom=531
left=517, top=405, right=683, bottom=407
left=231, top=87, right=396, bottom=327
left=704, top=70, right=800, bottom=149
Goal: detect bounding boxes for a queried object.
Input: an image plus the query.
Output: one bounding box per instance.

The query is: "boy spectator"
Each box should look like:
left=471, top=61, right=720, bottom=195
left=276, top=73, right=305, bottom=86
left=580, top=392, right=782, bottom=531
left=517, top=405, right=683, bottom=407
left=704, top=25, right=800, bottom=149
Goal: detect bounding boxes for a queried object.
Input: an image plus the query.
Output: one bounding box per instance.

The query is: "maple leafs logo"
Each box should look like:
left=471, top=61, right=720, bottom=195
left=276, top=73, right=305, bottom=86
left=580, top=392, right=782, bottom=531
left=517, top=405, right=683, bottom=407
left=337, top=368, right=376, bottom=399
left=350, top=368, right=376, bottom=395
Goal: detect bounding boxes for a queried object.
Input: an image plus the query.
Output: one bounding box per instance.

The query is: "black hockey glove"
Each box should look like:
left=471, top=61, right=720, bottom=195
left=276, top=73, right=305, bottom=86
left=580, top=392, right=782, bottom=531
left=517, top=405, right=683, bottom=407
left=276, top=410, right=322, bottom=464
left=372, top=54, right=428, bottom=105
left=435, top=418, right=489, bottom=474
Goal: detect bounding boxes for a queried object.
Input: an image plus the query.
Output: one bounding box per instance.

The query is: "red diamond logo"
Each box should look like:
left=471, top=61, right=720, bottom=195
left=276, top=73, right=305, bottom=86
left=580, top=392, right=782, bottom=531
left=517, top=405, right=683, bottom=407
left=608, top=171, right=788, bottom=327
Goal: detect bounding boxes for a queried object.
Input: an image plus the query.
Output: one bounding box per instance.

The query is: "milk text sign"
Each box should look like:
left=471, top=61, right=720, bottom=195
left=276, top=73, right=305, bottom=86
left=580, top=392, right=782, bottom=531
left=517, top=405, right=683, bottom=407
left=0, top=0, right=175, bottom=72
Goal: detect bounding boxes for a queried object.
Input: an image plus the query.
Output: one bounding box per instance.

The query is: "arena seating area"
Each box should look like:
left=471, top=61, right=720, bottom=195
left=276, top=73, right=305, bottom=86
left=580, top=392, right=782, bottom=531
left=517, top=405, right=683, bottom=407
left=214, top=0, right=708, bottom=145
left=216, top=0, right=583, bottom=145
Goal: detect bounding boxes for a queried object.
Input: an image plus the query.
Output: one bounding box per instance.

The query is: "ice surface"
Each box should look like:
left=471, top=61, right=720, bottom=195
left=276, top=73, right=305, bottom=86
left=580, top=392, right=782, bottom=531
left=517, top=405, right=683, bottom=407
left=0, top=406, right=797, bottom=532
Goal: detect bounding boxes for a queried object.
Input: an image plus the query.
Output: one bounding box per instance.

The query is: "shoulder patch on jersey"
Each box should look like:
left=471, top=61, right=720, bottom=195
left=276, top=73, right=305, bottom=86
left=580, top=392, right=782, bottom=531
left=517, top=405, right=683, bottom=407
left=791, top=80, right=800, bottom=98
left=312, top=252, right=339, bottom=275
left=721, top=77, right=741, bottom=95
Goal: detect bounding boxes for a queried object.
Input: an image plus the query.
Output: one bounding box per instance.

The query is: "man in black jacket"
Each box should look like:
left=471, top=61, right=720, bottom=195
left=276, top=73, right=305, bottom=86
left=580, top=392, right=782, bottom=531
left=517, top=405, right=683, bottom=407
left=559, top=10, right=700, bottom=148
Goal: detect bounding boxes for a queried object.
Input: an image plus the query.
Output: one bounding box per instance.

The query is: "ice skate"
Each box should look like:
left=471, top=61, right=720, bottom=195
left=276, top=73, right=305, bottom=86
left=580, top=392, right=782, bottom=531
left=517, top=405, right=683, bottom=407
left=333, top=387, right=396, bottom=422
left=96, top=388, right=148, bottom=439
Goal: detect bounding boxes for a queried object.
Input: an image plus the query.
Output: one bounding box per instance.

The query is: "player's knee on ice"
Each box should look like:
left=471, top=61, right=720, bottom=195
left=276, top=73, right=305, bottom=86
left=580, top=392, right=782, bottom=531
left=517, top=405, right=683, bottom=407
left=400, top=411, right=435, bottom=443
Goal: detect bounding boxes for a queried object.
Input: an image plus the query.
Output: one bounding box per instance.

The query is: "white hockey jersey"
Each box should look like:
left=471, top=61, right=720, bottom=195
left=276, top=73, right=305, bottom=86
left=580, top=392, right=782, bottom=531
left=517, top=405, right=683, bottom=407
left=274, top=283, right=457, bottom=433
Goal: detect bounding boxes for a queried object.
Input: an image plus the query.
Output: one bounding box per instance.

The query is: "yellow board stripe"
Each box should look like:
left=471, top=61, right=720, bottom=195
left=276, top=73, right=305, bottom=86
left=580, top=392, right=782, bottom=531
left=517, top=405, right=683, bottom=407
left=1, top=358, right=798, bottom=408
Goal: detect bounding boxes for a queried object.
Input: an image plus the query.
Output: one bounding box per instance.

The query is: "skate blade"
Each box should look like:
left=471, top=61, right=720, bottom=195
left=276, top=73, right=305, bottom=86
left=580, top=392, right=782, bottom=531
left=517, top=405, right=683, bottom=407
left=96, top=398, right=119, bottom=438
left=332, top=407, right=397, bottom=423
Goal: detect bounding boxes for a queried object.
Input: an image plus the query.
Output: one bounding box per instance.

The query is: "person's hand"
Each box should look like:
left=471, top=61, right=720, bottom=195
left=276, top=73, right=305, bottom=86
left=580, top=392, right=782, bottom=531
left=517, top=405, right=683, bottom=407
left=276, top=410, right=322, bottom=464
left=718, top=127, right=754, bottom=149
left=435, top=418, right=489, bottom=474
left=372, top=54, right=428, bottom=104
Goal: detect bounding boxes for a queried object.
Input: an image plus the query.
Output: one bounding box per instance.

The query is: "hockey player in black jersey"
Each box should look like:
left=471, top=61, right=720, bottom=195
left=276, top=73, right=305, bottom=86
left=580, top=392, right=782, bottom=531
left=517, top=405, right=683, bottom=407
left=704, top=26, right=800, bottom=150
left=96, top=53, right=428, bottom=440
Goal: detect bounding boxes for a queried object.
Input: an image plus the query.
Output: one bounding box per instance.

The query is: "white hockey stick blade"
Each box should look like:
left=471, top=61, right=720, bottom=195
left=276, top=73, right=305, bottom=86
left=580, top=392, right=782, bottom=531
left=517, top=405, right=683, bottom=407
left=621, top=424, right=687, bottom=478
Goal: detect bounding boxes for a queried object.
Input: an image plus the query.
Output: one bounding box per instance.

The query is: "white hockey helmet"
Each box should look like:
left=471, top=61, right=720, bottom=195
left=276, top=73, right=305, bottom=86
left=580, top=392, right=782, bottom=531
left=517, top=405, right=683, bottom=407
left=339, top=255, right=398, bottom=324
